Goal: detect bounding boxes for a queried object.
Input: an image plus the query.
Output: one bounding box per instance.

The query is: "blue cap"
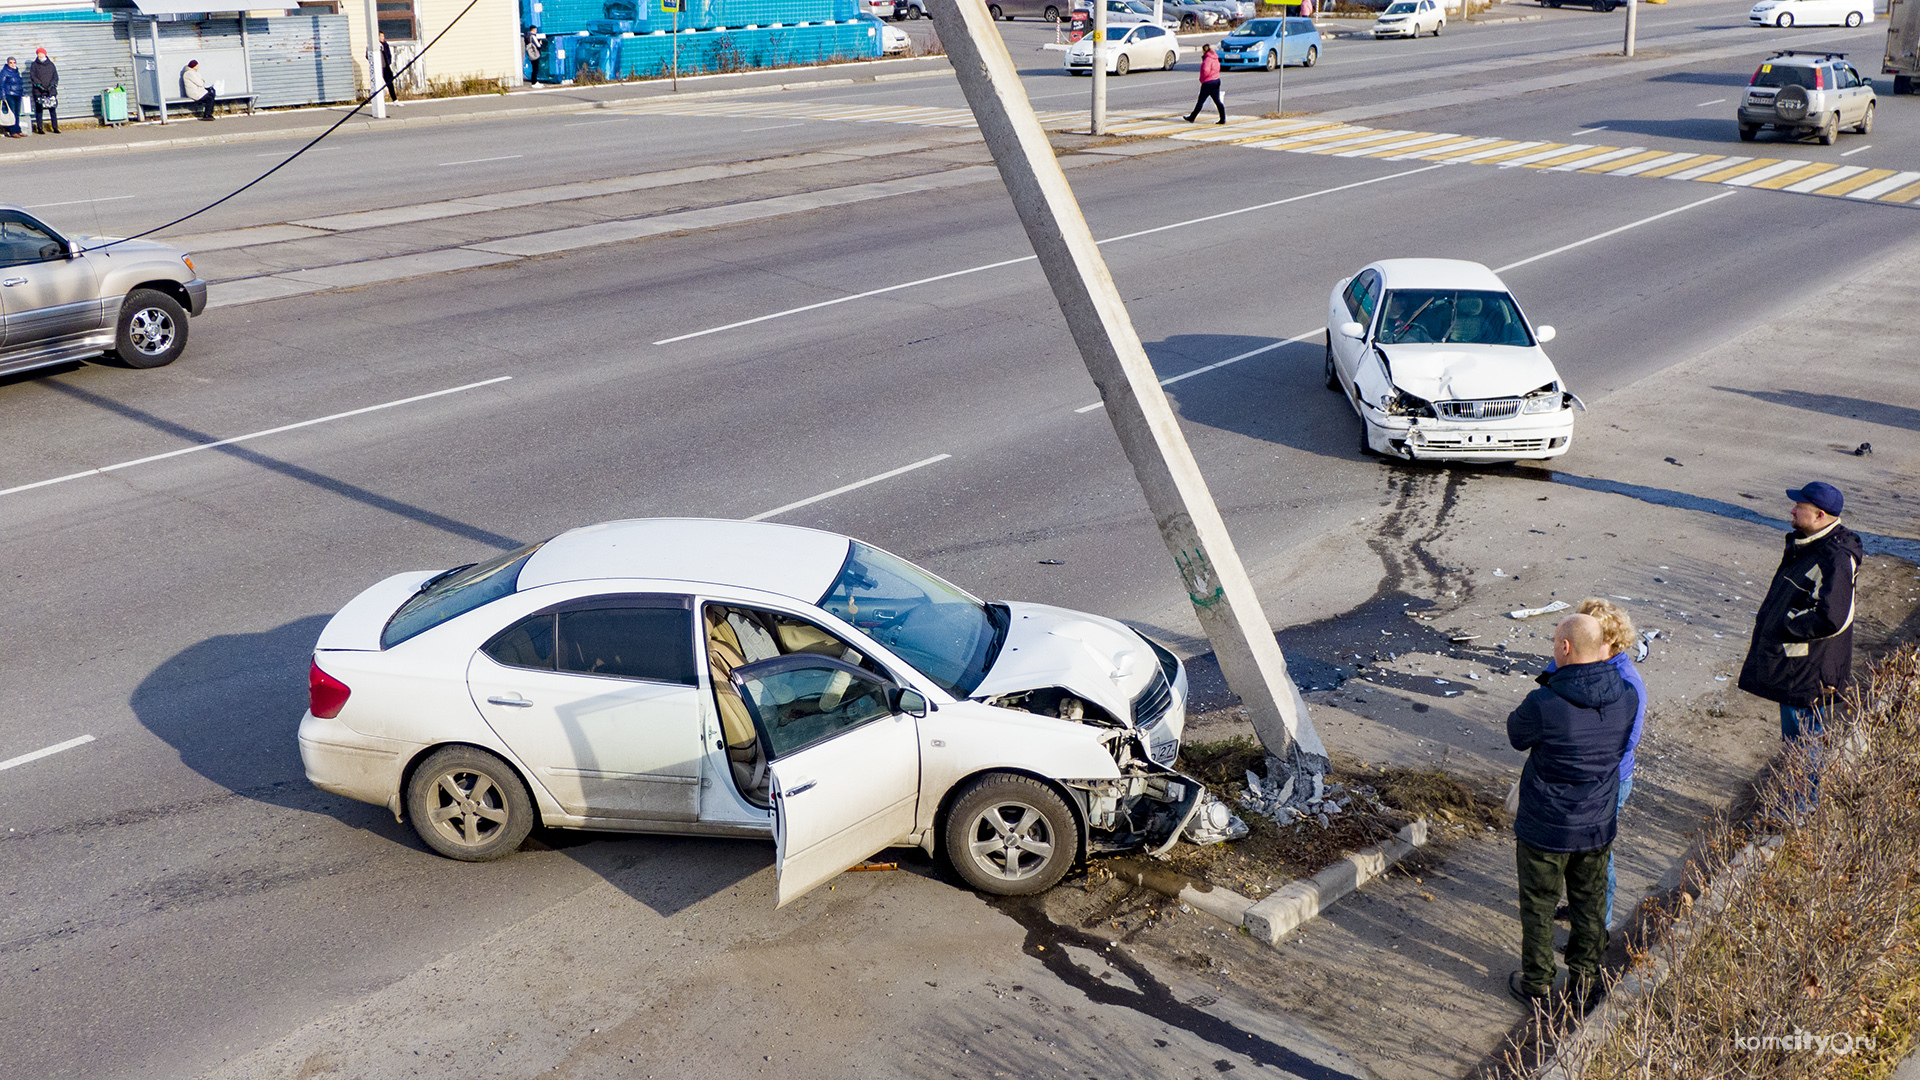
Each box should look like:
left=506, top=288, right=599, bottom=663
left=1786, top=481, right=1844, bottom=517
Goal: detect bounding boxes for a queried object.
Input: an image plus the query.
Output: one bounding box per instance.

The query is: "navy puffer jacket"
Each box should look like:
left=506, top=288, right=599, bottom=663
left=1507, top=660, right=1637, bottom=853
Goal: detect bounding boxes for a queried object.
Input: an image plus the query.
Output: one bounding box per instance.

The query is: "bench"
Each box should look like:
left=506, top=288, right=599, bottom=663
left=154, top=92, right=258, bottom=119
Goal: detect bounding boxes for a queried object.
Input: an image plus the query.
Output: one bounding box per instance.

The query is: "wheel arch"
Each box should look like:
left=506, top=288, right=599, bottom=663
left=119, top=279, right=196, bottom=315
left=395, top=740, right=547, bottom=827
left=931, top=767, right=1090, bottom=866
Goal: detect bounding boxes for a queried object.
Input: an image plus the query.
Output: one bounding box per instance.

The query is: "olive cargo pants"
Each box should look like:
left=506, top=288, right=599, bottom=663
left=1516, top=838, right=1611, bottom=994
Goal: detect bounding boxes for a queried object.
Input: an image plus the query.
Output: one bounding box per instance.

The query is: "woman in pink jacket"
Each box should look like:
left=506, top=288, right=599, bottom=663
left=1184, top=43, right=1224, bottom=125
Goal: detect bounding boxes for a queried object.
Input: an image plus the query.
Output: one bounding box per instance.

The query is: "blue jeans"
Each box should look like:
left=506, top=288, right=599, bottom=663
left=1604, top=776, right=1632, bottom=928
left=1780, top=702, right=1826, bottom=811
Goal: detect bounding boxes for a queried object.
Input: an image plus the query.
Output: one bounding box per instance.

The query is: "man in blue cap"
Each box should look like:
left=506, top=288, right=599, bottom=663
left=1738, top=481, right=1861, bottom=749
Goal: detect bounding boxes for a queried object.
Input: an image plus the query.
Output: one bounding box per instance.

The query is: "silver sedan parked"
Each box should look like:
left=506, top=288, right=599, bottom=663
left=0, top=205, right=208, bottom=378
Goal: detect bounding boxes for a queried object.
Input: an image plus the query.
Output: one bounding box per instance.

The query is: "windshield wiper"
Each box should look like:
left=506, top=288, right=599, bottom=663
left=416, top=562, right=476, bottom=595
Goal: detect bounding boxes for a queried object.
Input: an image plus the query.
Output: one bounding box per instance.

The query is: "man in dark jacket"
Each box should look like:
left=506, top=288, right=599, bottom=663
left=1507, top=613, right=1637, bottom=1008
left=27, top=47, right=56, bottom=135
left=1738, top=482, right=1861, bottom=745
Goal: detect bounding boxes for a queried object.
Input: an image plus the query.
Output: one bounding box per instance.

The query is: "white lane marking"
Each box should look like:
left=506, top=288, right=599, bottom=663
left=256, top=147, right=340, bottom=156
left=1070, top=187, right=1743, bottom=413
left=1572, top=126, right=1606, bottom=135
left=1787, top=164, right=1864, bottom=192
left=653, top=163, right=1448, bottom=346
left=1072, top=328, right=1326, bottom=413
left=0, top=376, right=513, bottom=499
left=437, top=155, right=525, bottom=167
left=741, top=123, right=808, bottom=132
left=1695, top=98, right=1725, bottom=107
left=562, top=118, right=634, bottom=127
left=0, top=735, right=95, bottom=773
left=1840, top=144, right=1872, bottom=157
left=1493, top=189, right=1737, bottom=274
left=747, top=454, right=952, bottom=522
left=25, top=195, right=137, bottom=209
left=1847, top=170, right=1920, bottom=199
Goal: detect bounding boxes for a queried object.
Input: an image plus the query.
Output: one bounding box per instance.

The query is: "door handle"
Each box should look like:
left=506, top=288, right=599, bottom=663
left=486, top=695, right=533, bottom=708
left=1, top=278, right=25, bottom=287
left=783, top=780, right=817, bottom=797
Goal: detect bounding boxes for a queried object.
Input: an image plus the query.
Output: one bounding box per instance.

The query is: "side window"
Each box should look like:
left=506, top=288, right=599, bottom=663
left=1140, top=24, right=1162, bottom=37
left=1342, top=276, right=1365, bottom=319
left=484, top=613, right=556, bottom=670
left=732, top=657, right=895, bottom=759
left=554, top=600, right=697, bottom=685
left=1357, top=272, right=1381, bottom=323
left=0, top=213, right=64, bottom=269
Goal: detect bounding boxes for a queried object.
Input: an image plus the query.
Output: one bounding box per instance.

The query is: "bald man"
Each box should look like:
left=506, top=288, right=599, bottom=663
left=1505, top=613, right=1638, bottom=1011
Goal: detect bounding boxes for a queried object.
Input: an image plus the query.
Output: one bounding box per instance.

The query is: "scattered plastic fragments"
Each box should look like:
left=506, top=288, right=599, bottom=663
left=1508, top=600, right=1572, bottom=620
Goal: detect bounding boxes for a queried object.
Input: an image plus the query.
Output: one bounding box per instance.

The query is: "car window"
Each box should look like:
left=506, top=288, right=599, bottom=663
left=1751, top=63, right=1816, bottom=89
left=0, top=212, right=65, bottom=268
left=733, top=657, right=895, bottom=759
left=1356, top=272, right=1381, bottom=323
left=1141, top=24, right=1164, bottom=36
left=1239, top=17, right=1279, bottom=33
left=484, top=613, right=557, bottom=670
left=818, top=542, right=1003, bottom=697
left=1384, top=2, right=1415, bottom=12
left=557, top=602, right=697, bottom=685
left=383, top=541, right=546, bottom=649
left=1376, top=289, right=1534, bottom=347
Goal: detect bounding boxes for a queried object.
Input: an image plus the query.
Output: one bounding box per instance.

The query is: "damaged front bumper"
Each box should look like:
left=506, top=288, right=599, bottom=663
left=1065, top=770, right=1208, bottom=857
left=1368, top=411, right=1575, bottom=462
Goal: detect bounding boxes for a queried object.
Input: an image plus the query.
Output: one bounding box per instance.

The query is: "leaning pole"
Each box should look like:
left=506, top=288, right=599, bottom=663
left=927, top=0, right=1328, bottom=798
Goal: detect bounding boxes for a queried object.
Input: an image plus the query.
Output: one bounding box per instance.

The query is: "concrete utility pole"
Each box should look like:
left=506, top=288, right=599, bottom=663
left=926, top=0, right=1330, bottom=797
left=1623, top=0, right=1637, bottom=56
left=1091, top=0, right=1107, bottom=134
left=363, top=0, right=387, bottom=119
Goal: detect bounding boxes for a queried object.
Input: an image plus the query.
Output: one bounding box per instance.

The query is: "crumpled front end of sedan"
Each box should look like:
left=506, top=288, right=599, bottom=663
left=1361, top=345, right=1578, bottom=462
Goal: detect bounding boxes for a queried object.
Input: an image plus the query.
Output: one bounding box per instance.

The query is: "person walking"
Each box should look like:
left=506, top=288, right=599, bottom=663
left=1541, top=598, right=1646, bottom=931
left=1507, top=613, right=1638, bottom=1011
left=182, top=59, right=217, bottom=121
left=28, top=46, right=57, bottom=135
left=379, top=33, right=400, bottom=105
left=1738, top=481, right=1861, bottom=785
left=1, top=58, right=24, bottom=139
left=1184, top=43, right=1225, bottom=125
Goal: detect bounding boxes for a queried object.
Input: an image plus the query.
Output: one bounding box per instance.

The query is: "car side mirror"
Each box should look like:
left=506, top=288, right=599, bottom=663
left=889, top=687, right=929, bottom=718
left=1338, top=321, right=1366, bottom=340
left=1535, top=325, right=1556, bottom=344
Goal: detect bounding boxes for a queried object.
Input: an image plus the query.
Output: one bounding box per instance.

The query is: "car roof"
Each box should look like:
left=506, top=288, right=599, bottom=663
left=1370, top=258, right=1508, bottom=291
left=1757, top=50, right=1847, bottom=67
left=518, top=517, right=852, bottom=600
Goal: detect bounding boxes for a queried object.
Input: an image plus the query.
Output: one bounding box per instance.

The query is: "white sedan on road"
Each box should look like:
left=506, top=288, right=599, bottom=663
left=300, top=519, right=1197, bottom=906
left=1373, top=0, right=1445, bottom=37
left=1324, top=259, right=1579, bottom=462
left=1064, top=21, right=1183, bottom=74
left=1748, top=0, right=1872, bottom=26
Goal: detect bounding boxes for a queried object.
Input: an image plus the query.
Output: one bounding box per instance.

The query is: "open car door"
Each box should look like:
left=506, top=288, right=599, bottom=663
left=730, top=655, right=924, bottom=907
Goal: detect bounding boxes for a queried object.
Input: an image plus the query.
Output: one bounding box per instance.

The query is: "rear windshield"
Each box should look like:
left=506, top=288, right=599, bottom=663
left=1751, top=63, right=1816, bottom=89
left=1376, top=289, right=1534, bottom=347
left=381, top=541, right=545, bottom=649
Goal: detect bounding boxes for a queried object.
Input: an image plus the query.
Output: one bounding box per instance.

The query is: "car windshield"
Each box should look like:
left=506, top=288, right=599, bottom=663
left=1235, top=17, right=1279, bottom=33
left=1384, top=2, right=1415, bottom=11
left=1751, top=63, right=1816, bottom=88
left=818, top=542, right=1004, bottom=697
left=1376, top=289, right=1534, bottom=347
left=381, top=541, right=546, bottom=649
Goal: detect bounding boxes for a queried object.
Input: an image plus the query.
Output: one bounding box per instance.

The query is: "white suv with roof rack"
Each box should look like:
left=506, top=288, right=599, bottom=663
left=1739, top=50, right=1876, bottom=143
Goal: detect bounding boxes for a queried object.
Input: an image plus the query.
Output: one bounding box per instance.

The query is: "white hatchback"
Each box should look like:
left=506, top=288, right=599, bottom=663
left=1324, top=259, right=1579, bottom=462
left=300, top=519, right=1196, bottom=905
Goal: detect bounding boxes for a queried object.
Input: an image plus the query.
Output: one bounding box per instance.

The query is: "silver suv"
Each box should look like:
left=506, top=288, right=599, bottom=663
left=0, top=205, right=207, bottom=378
left=1738, top=50, right=1877, bottom=144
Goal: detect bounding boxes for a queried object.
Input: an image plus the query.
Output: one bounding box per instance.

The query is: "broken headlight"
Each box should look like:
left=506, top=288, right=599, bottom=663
left=1377, top=388, right=1436, bottom=418
left=1522, top=382, right=1564, bottom=413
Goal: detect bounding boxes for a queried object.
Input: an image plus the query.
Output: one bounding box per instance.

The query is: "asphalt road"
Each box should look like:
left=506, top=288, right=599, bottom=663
left=3, top=3, right=1919, bottom=1077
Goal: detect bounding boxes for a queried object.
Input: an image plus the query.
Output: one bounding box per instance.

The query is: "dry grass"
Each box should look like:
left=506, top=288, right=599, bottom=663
left=1505, top=647, right=1920, bottom=1079
left=415, top=73, right=510, bottom=98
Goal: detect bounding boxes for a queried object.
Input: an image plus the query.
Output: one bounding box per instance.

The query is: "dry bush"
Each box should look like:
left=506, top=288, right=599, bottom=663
left=1510, top=647, right=1920, bottom=1079
left=418, top=73, right=509, bottom=97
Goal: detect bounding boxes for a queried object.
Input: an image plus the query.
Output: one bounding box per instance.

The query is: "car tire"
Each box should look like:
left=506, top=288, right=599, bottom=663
left=1324, top=334, right=1341, bottom=391
left=1776, top=11, right=1792, bottom=25
left=1164, top=50, right=1178, bottom=69
left=1433, top=19, right=1443, bottom=33
left=111, top=288, right=190, bottom=369
left=1045, top=4, right=1060, bottom=19
left=1115, top=53, right=1130, bottom=75
left=1181, top=14, right=1197, bottom=30
left=1264, top=48, right=1279, bottom=70
left=1856, top=101, right=1874, bottom=133
left=906, top=3, right=921, bottom=17
left=1818, top=111, right=1839, bottom=145
left=406, top=745, right=536, bottom=862
left=1844, top=9, right=1861, bottom=24
left=1897, top=75, right=1913, bottom=95
left=988, top=3, right=1003, bottom=17
left=944, top=774, right=1078, bottom=896
left=1303, top=44, right=1317, bottom=66
left=1738, top=122, right=1758, bottom=141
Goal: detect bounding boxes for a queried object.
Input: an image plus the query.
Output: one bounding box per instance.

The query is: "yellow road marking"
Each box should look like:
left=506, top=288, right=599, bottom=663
left=1635, top=154, right=1722, bottom=179
left=1582, top=149, right=1674, bottom=174
left=1881, top=179, right=1920, bottom=203
left=1690, top=158, right=1782, bottom=183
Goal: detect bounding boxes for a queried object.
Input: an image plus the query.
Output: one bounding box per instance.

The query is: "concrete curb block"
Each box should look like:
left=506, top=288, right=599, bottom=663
left=1245, top=819, right=1429, bottom=944
left=1110, top=818, right=1429, bottom=946
left=0, top=64, right=953, bottom=166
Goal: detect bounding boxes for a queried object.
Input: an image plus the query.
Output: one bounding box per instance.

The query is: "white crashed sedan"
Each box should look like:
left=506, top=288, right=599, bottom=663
left=300, top=519, right=1196, bottom=905
left=1324, top=259, right=1579, bottom=462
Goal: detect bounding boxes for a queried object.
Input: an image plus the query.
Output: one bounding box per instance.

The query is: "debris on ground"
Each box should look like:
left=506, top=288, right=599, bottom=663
left=1509, top=600, right=1571, bottom=620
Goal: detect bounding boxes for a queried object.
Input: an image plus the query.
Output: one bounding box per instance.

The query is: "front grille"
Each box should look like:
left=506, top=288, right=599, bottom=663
left=1132, top=667, right=1174, bottom=728
left=1418, top=437, right=1548, bottom=453
left=1435, top=398, right=1522, bottom=421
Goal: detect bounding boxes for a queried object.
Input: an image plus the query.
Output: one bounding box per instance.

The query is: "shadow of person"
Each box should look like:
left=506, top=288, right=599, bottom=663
left=130, top=615, right=766, bottom=915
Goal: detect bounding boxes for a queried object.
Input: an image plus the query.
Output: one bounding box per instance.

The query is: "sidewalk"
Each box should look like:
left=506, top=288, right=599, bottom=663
left=0, top=55, right=953, bottom=167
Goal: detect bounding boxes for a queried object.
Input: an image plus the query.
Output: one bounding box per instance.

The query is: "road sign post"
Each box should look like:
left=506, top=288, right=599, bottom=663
left=664, top=0, right=682, bottom=89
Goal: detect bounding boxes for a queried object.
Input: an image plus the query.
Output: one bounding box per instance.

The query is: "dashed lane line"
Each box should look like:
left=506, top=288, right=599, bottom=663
left=0, top=735, right=96, bottom=773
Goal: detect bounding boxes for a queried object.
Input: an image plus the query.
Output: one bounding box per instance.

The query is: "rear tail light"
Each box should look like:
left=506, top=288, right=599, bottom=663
left=309, top=659, right=351, bottom=719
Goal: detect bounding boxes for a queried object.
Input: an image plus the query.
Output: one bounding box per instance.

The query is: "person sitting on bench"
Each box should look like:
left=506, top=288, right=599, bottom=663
left=181, top=60, right=216, bottom=121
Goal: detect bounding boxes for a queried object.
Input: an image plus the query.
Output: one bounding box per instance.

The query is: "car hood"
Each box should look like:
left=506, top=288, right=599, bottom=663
left=971, top=601, right=1156, bottom=725
left=1377, top=343, right=1560, bottom=400
left=72, top=235, right=189, bottom=258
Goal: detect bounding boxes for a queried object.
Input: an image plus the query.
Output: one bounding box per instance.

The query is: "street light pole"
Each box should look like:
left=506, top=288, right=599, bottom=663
left=364, top=0, right=387, bottom=119
left=928, top=0, right=1331, bottom=802
left=1091, top=0, right=1107, bottom=134
left=1275, top=15, right=1287, bottom=116
left=1624, top=0, right=1637, bottom=56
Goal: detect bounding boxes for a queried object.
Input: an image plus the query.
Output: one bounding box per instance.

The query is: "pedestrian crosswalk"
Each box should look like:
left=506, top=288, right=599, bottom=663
left=611, top=98, right=1920, bottom=207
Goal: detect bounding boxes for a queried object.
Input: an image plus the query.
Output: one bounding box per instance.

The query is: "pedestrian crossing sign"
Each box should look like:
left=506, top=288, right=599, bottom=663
left=661, top=0, right=681, bottom=10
